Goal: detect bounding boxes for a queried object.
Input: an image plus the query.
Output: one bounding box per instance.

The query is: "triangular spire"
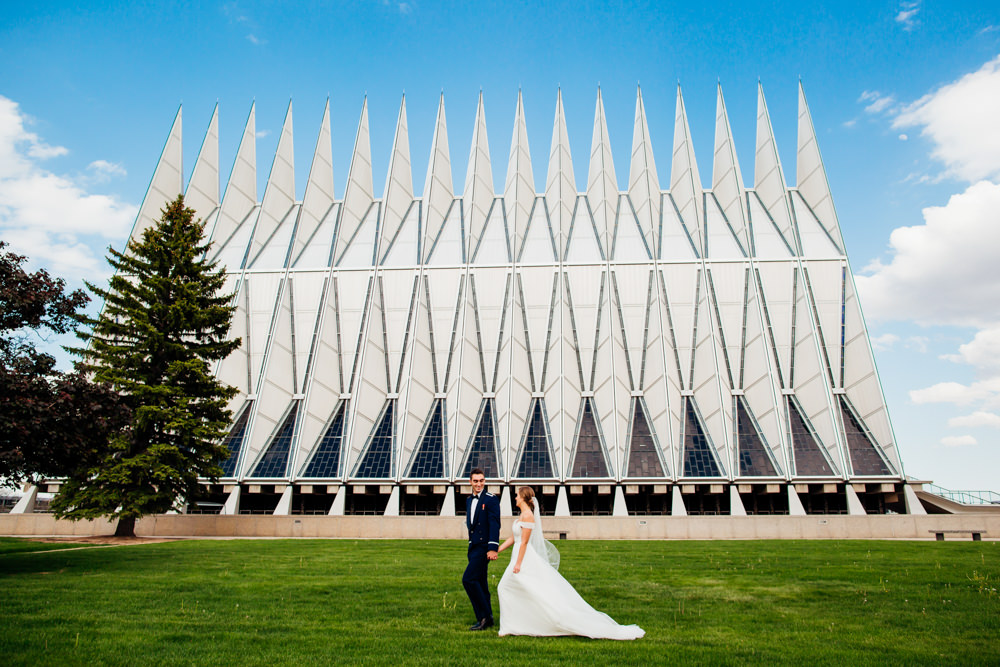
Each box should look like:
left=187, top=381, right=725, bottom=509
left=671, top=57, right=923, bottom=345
left=131, top=105, right=183, bottom=242
left=464, top=92, right=495, bottom=261
left=379, top=94, right=414, bottom=264
left=334, top=97, right=375, bottom=266
left=670, top=85, right=703, bottom=255
left=545, top=88, right=576, bottom=262
left=422, top=94, right=455, bottom=262
left=247, top=100, right=296, bottom=268
left=754, top=84, right=797, bottom=253
left=505, top=90, right=535, bottom=259
left=185, top=104, right=219, bottom=223
left=711, top=84, right=749, bottom=254
left=587, top=87, right=617, bottom=256
left=628, top=85, right=660, bottom=257
left=796, top=82, right=845, bottom=252
left=209, top=103, right=257, bottom=255
left=291, top=99, right=335, bottom=267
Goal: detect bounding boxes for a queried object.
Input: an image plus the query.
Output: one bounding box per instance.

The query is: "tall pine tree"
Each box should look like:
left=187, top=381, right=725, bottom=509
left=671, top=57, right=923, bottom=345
left=53, top=195, right=240, bottom=536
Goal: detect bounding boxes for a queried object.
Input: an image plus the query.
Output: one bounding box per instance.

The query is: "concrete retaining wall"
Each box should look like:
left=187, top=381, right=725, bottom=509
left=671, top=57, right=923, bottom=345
left=2, top=513, right=998, bottom=540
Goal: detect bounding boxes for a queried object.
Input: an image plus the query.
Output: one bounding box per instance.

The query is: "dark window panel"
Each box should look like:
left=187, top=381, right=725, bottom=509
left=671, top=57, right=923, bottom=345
left=408, top=400, right=446, bottom=478
left=251, top=404, right=299, bottom=478
left=356, top=401, right=395, bottom=478
left=219, top=404, right=252, bottom=477
left=462, top=400, right=501, bottom=478
left=626, top=399, right=664, bottom=478
left=516, top=399, right=554, bottom=478
left=840, top=396, right=892, bottom=475
left=301, top=402, right=347, bottom=478
left=787, top=397, right=835, bottom=476
left=571, top=398, right=609, bottom=478
left=681, top=398, right=722, bottom=477
left=736, top=397, right=778, bottom=476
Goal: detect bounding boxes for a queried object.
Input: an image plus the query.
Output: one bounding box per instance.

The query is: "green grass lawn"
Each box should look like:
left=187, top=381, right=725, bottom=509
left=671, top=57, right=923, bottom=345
left=1, top=537, right=997, bottom=665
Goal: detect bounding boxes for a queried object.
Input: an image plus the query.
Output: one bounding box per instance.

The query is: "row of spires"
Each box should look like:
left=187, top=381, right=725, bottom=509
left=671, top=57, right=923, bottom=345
left=134, top=83, right=844, bottom=268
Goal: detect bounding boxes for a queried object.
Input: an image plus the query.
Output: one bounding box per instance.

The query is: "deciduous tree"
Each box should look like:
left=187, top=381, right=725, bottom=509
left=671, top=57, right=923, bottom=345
left=0, top=242, right=128, bottom=485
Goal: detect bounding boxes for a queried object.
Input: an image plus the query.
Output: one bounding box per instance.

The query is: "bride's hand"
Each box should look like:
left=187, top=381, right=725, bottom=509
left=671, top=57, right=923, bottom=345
left=513, top=563, right=521, bottom=574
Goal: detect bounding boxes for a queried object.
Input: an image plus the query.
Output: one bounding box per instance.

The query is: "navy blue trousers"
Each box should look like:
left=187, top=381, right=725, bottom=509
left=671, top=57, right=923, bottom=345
left=463, top=542, right=493, bottom=622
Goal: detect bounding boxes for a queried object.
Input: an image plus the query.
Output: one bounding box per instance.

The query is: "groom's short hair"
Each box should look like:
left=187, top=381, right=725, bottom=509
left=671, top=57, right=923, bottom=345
left=470, top=468, right=485, bottom=478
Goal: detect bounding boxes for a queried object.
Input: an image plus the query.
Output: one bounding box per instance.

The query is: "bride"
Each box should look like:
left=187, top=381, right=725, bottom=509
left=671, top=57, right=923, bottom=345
left=496, top=486, right=644, bottom=640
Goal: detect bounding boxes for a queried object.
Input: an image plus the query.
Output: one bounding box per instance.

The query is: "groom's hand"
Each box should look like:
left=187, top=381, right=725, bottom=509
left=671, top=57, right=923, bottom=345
left=487, top=550, right=498, bottom=561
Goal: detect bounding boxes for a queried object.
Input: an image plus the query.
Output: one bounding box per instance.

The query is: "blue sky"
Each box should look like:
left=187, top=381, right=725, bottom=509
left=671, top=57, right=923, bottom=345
left=2, top=1, right=1000, bottom=491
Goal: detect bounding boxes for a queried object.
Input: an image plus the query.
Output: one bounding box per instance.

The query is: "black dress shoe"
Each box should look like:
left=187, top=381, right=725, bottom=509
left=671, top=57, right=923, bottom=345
left=468, top=618, right=494, bottom=631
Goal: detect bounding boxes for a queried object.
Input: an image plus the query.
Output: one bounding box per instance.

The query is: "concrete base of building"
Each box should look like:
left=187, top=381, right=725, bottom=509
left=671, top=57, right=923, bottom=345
left=1, top=513, right=997, bottom=540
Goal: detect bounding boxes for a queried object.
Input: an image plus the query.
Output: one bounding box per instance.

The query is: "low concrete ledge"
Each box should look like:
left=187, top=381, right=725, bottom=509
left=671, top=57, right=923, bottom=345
left=3, top=513, right=1000, bottom=540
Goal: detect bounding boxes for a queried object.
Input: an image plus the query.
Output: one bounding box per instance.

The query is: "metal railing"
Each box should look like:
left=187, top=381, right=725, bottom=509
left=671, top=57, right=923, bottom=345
left=924, top=484, right=1000, bottom=505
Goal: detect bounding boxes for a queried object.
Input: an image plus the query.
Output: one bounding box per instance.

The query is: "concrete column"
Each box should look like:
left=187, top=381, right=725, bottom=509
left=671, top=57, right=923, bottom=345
left=383, top=486, right=400, bottom=516
left=845, top=485, right=867, bottom=515
left=787, top=485, right=806, bottom=516
left=440, top=487, right=456, bottom=516
left=499, top=486, right=513, bottom=517
left=671, top=486, right=687, bottom=516
left=10, top=485, right=38, bottom=514
left=555, top=487, right=570, bottom=516
left=273, top=486, right=293, bottom=515
left=729, top=486, right=747, bottom=516
left=612, top=486, right=629, bottom=517
left=329, top=486, right=346, bottom=515
left=221, top=486, right=241, bottom=515
left=903, top=484, right=927, bottom=515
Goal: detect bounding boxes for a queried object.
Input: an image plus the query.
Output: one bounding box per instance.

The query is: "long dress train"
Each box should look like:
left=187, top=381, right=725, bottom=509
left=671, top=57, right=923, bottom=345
left=497, top=519, right=644, bottom=640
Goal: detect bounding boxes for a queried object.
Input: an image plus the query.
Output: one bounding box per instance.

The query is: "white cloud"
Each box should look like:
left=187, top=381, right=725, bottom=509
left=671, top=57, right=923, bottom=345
left=870, top=333, right=900, bottom=352
left=855, top=180, right=1000, bottom=327
left=0, top=95, right=136, bottom=280
left=942, top=326, right=1000, bottom=375
left=909, top=380, right=999, bottom=406
left=895, top=2, right=920, bottom=31
left=892, top=55, right=1000, bottom=183
left=898, top=133, right=908, bottom=141
left=905, top=336, right=929, bottom=353
left=941, top=435, right=977, bottom=448
left=910, top=377, right=1000, bottom=414
left=948, top=411, right=1000, bottom=428
left=84, top=159, right=127, bottom=184
left=246, top=33, right=265, bottom=45
left=255, top=129, right=270, bottom=139
left=859, top=90, right=896, bottom=114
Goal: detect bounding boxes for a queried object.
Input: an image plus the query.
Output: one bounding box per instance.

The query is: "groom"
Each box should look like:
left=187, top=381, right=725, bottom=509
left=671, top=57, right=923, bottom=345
left=463, top=468, right=500, bottom=631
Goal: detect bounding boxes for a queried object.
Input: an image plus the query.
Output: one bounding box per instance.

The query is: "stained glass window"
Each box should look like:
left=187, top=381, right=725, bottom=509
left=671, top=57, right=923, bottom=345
left=840, top=396, right=892, bottom=476
left=219, top=403, right=252, bottom=477
left=735, top=397, right=779, bottom=476
left=787, top=397, right=835, bottom=476
left=408, top=400, right=446, bottom=478
left=301, top=402, right=347, bottom=478
left=681, top=398, right=722, bottom=477
left=355, top=401, right=394, bottom=478
left=626, top=399, right=665, bottom=477
left=251, top=403, right=299, bottom=478
left=461, top=400, right=501, bottom=478
left=516, top=399, right=555, bottom=478
left=571, top=398, right=610, bottom=478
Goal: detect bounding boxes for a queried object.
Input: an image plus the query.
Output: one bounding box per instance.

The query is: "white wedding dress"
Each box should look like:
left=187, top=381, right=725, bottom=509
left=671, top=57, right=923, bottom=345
left=497, top=502, right=644, bottom=640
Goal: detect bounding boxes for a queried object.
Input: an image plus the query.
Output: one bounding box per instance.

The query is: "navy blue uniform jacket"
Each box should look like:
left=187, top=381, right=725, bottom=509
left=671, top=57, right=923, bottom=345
left=466, top=491, right=500, bottom=549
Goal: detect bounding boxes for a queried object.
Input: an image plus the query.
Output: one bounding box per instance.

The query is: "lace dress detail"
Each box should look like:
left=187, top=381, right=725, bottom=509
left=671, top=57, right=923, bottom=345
left=497, top=519, right=644, bottom=639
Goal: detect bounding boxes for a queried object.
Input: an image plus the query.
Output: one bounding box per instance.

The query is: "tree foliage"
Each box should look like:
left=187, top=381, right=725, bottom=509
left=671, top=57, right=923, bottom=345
left=0, top=241, right=128, bottom=484
left=52, top=195, right=240, bottom=535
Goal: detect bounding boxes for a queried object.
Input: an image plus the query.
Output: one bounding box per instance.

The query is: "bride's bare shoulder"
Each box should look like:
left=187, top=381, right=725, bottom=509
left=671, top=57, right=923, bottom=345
left=521, top=510, right=534, bottom=522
